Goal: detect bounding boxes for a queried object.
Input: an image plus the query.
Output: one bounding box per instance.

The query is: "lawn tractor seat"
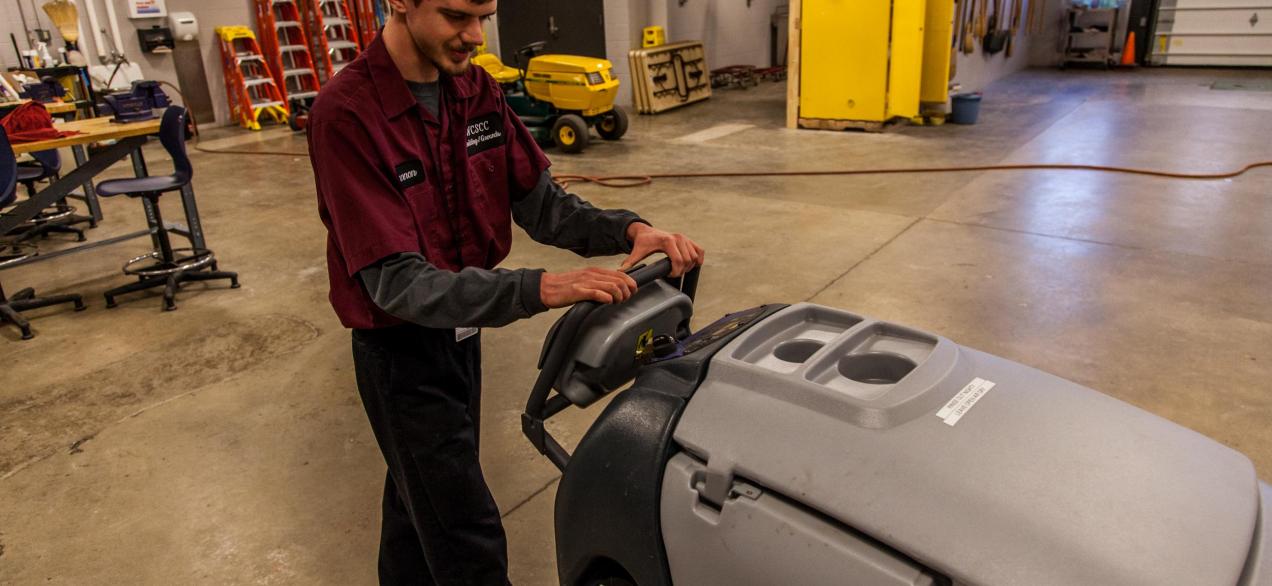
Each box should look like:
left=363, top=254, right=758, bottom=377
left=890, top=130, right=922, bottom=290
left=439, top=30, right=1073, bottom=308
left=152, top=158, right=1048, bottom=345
left=472, top=53, right=522, bottom=84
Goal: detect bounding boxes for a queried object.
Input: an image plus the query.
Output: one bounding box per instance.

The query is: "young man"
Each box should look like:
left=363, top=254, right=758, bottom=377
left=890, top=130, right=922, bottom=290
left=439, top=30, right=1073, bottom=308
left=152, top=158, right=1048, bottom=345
left=307, top=0, right=705, bottom=583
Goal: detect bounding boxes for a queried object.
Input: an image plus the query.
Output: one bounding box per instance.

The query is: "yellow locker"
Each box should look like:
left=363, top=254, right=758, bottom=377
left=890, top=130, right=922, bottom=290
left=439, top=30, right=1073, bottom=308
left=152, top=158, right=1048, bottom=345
left=794, top=0, right=929, bottom=129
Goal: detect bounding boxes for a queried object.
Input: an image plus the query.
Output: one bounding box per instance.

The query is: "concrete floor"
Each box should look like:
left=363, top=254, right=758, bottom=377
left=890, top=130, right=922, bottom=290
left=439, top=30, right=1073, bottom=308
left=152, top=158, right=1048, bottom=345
left=2, top=67, right=1271, bottom=584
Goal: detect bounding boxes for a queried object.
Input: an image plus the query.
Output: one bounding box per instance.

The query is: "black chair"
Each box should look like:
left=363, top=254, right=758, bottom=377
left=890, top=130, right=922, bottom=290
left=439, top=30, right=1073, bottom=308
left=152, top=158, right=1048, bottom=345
left=0, top=127, right=85, bottom=340
left=96, top=106, right=238, bottom=311
left=14, top=148, right=90, bottom=242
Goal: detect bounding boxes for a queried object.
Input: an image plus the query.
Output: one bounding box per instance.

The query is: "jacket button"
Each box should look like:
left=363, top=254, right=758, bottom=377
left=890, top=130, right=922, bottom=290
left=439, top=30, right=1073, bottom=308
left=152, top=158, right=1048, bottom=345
left=487, top=164, right=495, bottom=172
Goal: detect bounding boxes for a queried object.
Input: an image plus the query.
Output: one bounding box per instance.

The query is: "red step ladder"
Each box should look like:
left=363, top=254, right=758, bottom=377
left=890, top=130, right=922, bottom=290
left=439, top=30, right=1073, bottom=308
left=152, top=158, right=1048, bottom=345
left=216, top=26, right=289, bottom=130
left=349, top=0, right=379, bottom=49
left=305, top=0, right=361, bottom=81
left=255, top=0, right=322, bottom=109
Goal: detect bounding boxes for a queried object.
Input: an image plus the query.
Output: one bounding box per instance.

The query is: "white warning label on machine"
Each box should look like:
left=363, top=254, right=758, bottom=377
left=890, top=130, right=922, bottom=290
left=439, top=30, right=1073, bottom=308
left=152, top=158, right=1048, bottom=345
left=937, top=377, right=995, bottom=426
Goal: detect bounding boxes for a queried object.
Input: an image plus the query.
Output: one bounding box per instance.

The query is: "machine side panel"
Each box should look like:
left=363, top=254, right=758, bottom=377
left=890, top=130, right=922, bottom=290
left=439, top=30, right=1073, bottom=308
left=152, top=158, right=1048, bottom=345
left=660, top=453, right=939, bottom=586
left=555, top=388, right=683, bottom=586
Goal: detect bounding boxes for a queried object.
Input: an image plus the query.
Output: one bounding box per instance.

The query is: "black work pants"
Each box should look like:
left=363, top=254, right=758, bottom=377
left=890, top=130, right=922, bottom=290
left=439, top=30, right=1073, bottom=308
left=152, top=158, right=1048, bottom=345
left=352, top=324, right=509, bottom=586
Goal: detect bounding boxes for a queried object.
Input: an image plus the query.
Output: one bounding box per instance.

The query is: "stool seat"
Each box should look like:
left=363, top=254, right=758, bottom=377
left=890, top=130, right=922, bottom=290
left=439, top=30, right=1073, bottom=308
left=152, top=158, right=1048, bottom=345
left=96, top=175, right=187, bottom=197
left=16, top=165, right=43, bottom=182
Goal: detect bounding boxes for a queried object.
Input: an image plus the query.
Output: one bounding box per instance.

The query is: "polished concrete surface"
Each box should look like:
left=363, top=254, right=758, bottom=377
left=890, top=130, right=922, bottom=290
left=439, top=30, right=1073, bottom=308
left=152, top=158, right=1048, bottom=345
left=2, top=67, right=1271, bottom=584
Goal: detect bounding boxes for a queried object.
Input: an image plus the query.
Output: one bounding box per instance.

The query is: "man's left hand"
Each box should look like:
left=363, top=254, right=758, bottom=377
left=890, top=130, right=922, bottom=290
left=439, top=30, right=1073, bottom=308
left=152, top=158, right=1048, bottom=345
left=620, top=223, right=705, bottom=278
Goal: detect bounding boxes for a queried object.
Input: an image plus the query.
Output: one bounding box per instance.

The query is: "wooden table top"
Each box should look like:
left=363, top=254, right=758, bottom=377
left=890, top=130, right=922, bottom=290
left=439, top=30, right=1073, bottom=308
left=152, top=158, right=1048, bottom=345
left=0, top=99, right=78, bottom=114
left=11, top=115, right=162, bottom=154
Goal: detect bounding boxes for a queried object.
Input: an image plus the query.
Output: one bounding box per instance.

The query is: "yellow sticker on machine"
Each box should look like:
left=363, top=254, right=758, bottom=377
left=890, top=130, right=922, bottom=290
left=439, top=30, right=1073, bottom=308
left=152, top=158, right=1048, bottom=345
left=635, top=329, right=655, bottom=359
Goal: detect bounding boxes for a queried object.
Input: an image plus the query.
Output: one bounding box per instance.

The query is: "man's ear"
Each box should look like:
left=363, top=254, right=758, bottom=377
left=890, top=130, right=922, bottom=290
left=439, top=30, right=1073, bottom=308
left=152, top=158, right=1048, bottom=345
left=386, top=0, right=412, bottom=16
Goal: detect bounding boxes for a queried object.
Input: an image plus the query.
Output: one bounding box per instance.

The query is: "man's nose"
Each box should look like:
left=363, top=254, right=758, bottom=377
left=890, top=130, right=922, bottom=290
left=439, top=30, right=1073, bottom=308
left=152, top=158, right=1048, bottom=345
left=460, top=19, right=483, bottom=46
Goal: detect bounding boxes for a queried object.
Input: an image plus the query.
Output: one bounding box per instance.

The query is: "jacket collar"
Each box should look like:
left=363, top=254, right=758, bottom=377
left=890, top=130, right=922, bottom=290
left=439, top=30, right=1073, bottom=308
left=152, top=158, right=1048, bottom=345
left=367, top=33, right=479, bottom=119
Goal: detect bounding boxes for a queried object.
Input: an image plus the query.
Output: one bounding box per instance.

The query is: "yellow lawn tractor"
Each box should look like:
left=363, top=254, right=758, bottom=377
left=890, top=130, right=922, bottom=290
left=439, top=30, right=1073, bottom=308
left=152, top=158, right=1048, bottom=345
left=474, top=42, right=628, bottom=154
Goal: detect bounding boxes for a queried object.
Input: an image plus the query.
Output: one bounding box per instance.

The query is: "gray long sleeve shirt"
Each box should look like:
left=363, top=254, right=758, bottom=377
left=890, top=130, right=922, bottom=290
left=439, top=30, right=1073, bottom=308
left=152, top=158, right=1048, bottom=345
left=358, top=169, right=645, bottom=329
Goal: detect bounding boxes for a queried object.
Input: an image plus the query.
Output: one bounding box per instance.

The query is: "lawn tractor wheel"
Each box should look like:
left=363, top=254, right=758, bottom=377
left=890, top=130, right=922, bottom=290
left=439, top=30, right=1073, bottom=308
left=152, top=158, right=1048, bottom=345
left=553, top=114, right=590, bottom=154
left=596, top=107, right=629, bottom=141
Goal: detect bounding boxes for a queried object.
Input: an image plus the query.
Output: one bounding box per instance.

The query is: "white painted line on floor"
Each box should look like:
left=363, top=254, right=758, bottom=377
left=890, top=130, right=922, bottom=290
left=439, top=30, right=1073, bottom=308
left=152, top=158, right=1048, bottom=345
left=196, top=128, right=296, bottom=151
left=671, top=123, right=755, bottom=144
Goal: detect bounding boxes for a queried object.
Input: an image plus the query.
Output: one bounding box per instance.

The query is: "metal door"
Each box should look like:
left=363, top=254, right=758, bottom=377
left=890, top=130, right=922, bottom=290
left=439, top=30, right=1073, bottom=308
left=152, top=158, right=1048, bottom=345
left=497, top=0, right=606, bottom=65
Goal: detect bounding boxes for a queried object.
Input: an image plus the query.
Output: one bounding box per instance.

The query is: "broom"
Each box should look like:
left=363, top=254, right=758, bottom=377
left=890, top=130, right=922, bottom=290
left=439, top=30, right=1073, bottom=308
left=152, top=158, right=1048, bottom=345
left=41, top=0, right=86, bottom=66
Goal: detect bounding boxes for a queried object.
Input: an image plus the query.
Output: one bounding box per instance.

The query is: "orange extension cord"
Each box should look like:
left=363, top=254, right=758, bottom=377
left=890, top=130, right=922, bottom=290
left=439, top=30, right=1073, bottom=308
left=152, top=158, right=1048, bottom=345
left=550, top=160, right=1272, bottom=190
left=189, top=144, right=1272, bottom=187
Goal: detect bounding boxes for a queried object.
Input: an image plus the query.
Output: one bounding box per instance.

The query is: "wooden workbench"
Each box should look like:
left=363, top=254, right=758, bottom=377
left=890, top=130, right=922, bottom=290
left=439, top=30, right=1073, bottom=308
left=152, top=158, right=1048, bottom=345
left=11, top=116, right=162, bottom=154
left=0, top=99, right=79, bottom=115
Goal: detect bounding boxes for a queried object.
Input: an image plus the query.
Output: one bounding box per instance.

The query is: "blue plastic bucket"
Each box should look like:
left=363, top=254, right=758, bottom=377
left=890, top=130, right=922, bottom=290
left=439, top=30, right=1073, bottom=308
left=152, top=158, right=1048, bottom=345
left=950, top=93, right=983, bottom=125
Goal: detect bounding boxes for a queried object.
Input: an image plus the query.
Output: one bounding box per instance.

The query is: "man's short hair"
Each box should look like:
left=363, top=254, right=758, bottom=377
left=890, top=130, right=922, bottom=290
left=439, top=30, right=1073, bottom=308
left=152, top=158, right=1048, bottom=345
left=411, top=0, right=494, bottom=7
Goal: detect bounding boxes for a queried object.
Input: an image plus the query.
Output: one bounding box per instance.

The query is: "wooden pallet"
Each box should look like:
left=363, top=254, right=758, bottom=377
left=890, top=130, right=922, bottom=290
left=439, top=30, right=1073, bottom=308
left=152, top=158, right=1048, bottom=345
left=797, top=117, right=908, bottom=133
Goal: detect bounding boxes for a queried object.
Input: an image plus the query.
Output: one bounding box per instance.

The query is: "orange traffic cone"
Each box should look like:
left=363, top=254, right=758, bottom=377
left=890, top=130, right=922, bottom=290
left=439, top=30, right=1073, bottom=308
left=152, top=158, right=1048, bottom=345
left=1120, top=31, right=1138, bottom=66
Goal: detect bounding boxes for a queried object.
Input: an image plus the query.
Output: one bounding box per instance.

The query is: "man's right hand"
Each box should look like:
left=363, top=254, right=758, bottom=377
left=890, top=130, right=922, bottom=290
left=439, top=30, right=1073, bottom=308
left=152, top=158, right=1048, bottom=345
left=540, top=267, right=639, bottom=308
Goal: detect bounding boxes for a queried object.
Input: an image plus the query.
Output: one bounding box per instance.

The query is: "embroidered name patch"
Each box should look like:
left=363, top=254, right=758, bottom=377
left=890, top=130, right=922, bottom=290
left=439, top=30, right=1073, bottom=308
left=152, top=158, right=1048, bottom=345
left=394, top=160, right=425, bottom=189
left=466, top=112, right=505, bottom=156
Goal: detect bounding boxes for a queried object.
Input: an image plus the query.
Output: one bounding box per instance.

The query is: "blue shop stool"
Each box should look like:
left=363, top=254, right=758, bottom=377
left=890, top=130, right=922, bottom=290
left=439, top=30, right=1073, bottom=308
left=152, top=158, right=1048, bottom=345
left=95, top=106, right=239, bottom=311
left=0, top=127, right=85, bottom=340
left=14, top=148, right=91, bottom=242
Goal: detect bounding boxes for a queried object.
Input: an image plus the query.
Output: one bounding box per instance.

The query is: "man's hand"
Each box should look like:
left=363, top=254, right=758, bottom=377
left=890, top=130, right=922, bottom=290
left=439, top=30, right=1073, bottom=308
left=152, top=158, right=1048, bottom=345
left=540, top=268, right=639, bottom=309
left=620, top=223, right=705, bottom=277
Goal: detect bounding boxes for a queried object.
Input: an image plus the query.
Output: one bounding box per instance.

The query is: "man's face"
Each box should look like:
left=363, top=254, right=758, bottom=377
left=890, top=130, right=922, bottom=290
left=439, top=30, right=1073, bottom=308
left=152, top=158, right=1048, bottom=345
left=401, top=0, right=496, bottom=76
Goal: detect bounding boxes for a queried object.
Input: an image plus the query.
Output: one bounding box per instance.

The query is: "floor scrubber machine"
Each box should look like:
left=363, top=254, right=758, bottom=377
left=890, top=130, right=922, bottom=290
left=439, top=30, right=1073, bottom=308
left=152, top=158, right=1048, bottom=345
left=523, top=259, right=1272, bottom=586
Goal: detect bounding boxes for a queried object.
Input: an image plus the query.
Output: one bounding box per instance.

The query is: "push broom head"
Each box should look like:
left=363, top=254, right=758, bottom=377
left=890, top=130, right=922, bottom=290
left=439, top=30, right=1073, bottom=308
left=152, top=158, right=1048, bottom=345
left=42, top=0, right=80, bottom=45
left=42, top=0, right=87, bottom=65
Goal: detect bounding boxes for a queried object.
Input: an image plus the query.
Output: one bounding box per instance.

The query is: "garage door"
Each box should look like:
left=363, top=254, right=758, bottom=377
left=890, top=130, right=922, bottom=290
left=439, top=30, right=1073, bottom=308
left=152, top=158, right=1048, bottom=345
left=1151, top=0, right=1272, bottom=66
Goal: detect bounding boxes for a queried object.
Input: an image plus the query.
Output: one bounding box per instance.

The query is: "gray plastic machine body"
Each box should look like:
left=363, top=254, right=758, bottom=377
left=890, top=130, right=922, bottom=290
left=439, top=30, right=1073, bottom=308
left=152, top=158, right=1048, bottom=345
left=553, top=279, right=693, bottom=407
left=662, top=303, right=1272, bottom=586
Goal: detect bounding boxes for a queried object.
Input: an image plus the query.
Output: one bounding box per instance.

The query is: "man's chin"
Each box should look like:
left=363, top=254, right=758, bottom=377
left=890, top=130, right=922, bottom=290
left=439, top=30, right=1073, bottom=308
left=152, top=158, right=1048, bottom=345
left=431, top=52, right=471, bottom=76
left=444, top=59, right=470, bottom=75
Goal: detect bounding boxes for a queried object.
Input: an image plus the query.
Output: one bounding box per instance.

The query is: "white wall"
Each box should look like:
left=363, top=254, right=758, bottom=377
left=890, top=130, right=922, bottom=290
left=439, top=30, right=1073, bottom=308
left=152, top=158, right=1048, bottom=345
left=2, top=0, right=265, bottom=126
left=663, top=0, right=787, bottom=69
left=602, top=0, right=654, bottom=107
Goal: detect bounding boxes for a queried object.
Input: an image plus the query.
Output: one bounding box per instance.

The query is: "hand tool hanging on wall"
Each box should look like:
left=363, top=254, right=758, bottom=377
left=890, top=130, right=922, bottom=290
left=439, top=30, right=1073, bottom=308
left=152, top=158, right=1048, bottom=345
left=1006, top=0, right=1023, bottom=57
left=976, top=0, right=987, bottom=42
left=985, top=0, right=999, bottom=53
left=985, top=0, right=1009, bottom=54
left=950, top=0, right=963, bottom=77
left=963, top=0, right=976, bottom=54
left=1029, top=0, right=1047, bottom=35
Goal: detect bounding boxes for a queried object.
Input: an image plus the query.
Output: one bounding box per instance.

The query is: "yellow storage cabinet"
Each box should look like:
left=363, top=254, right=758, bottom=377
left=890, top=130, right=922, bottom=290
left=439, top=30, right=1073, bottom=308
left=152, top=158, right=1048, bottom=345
left=790, top=0, right=935, bottom=130
left=920, top=0, right=956, bottom=108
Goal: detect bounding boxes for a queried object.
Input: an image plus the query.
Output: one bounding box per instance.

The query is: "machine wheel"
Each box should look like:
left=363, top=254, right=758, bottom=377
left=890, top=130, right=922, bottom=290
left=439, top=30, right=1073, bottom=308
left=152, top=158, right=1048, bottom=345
left=596, top=107, right=629, bottom=141
left=553, top=114, right=590, bottom=154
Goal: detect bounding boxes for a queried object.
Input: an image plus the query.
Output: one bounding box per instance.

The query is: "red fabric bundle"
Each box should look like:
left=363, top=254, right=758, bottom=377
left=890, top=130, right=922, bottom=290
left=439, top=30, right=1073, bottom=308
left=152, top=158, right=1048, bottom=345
left=1, top=102, right=79, bottom=143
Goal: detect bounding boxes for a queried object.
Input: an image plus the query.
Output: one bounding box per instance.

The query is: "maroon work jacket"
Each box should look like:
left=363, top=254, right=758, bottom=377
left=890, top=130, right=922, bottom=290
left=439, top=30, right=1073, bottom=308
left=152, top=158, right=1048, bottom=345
left=309, top=36, right=550, bottom=329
